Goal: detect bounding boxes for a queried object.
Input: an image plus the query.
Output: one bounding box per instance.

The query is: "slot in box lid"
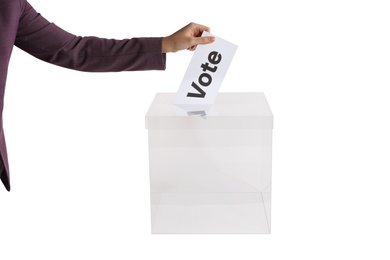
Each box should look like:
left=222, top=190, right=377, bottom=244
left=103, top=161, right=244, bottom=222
left=146, top=92, right=273, bottom=130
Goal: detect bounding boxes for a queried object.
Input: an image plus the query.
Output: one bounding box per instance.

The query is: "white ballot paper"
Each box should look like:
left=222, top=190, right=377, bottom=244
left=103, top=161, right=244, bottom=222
left=173, top=32, right=237, bottom=105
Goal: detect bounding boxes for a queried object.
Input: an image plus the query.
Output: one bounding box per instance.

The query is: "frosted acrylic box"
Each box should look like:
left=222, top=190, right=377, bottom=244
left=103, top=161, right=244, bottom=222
left=145, top=92, right=273, bottom=234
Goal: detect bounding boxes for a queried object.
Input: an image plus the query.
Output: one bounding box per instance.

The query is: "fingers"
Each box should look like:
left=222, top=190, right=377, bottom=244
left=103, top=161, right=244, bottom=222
left=190, top=23, right=211, bottom=36
left=187, top=23, right=215, bottom=51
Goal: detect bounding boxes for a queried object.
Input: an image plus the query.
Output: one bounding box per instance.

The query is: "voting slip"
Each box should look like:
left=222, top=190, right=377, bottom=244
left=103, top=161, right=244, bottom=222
left=173, top=32, right=238, bottom=105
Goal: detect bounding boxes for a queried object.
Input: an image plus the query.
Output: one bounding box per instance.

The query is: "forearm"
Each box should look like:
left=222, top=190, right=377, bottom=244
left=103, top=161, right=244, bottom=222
left=23, top=34, right=167, bottom=72
left=15, top=0, right=166, bottom=72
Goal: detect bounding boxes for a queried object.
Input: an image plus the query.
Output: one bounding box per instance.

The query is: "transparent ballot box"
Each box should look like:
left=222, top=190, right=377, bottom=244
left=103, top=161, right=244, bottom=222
left=145, top=92, right=273, bottom=234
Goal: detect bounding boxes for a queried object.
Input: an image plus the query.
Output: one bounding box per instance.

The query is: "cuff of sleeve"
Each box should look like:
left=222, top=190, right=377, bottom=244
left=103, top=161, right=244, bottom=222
left=136, top=37, right=166, bottom=71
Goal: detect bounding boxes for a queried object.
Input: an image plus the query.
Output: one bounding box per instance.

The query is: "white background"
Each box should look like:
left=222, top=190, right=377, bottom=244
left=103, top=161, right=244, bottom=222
left=1, top=0, right=390, bottom=259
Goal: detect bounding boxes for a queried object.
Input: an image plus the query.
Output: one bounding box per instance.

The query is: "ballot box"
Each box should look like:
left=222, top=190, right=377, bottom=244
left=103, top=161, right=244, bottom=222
left=145, top=92, right=273, bottom=234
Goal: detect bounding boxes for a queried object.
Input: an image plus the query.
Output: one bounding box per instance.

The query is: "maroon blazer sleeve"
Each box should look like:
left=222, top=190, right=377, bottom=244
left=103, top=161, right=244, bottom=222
left=0, top=0, right=167, bottom=191
left=15, top=1, right=166, bottom=72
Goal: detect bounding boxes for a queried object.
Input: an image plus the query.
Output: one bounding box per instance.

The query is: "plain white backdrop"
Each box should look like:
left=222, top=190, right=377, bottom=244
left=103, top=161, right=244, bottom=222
left=1, top=0, right=390, bottom=259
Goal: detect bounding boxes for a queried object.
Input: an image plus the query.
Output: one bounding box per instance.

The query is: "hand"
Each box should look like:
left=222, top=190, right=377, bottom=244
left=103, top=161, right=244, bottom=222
left=162, top=22, right=215, bottom=53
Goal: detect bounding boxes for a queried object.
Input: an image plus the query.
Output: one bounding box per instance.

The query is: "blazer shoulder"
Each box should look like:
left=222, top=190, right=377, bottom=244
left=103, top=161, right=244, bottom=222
left=0, top=0, right=25, bottom=9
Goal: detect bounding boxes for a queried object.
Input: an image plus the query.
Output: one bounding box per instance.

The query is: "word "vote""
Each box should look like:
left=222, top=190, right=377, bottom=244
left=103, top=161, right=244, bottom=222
left=187, top=51, right=222, bottom=98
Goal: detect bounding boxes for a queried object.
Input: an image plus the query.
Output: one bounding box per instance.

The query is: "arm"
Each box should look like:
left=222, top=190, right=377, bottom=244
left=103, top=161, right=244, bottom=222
left=15, top=0, right=166, bottom=72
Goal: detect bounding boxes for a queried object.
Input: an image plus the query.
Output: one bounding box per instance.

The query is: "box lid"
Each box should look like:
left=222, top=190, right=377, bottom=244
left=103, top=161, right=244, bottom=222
left=145, top=92, right=273, bottom=129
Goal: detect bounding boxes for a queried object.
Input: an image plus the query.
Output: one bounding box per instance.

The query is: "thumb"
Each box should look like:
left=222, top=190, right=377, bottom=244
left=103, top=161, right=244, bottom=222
left=193, top=36, right=215, bottom=46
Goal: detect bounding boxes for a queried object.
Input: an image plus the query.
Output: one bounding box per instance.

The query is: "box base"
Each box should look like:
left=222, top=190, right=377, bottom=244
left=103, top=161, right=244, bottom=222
left=151, top=192, right=271, bottom=234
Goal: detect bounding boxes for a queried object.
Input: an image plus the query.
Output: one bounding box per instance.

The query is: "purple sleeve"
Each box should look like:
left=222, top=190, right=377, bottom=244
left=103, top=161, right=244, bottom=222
left=14, top=1, right=166, bottom=72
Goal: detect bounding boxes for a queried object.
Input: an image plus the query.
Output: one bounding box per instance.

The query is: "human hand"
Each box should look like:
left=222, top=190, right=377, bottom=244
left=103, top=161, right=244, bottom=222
left=162, top=22, right=215, bottom=53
